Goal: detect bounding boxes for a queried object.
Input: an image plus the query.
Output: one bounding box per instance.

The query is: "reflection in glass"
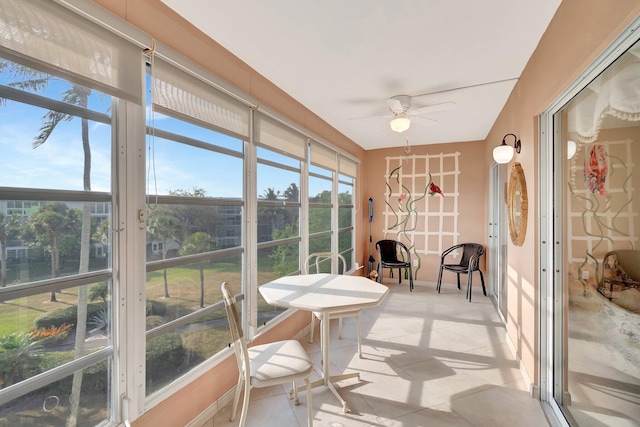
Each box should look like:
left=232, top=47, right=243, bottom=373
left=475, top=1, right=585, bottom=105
left=0, top=363, right=111, bottom=426
left=555, top=38, right=640, bottom=426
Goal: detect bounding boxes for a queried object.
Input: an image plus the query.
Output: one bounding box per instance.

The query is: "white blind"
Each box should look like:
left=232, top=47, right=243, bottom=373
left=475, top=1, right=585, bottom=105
left=0, top=0, right=142, bottom=104
left=310, top=141, right=337, bottom=171
left=152, top=59, right=250, bottom=138
left=339, top=155, right=357, bottom=178
left=254, top=112, right=306, bottom=160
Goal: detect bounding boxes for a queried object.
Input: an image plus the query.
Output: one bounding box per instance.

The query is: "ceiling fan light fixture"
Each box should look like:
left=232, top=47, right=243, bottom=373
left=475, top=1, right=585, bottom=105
left=390, top=114, right=411, bottom=132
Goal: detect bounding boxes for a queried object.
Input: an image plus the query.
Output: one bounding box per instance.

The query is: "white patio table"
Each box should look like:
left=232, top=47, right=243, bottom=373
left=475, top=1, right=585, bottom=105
left=259, top=273, right=389, bottom=412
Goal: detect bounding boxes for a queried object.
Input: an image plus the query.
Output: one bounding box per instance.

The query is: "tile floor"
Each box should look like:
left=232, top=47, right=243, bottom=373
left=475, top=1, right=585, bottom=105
left=207, top=282, right=549, bottom=427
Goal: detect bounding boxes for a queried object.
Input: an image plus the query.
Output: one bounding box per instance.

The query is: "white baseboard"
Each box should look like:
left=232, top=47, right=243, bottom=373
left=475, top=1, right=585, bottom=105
left=505, top=330, right=536, bottom=397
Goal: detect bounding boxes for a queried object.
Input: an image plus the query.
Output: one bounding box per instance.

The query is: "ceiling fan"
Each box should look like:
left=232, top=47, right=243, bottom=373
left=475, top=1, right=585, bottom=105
left=384, top=95, right=456, bottom=133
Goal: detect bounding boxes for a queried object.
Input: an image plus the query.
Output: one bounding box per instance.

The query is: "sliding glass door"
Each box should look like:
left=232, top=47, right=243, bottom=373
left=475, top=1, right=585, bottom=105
left=541, top=18, right=640, bottom=426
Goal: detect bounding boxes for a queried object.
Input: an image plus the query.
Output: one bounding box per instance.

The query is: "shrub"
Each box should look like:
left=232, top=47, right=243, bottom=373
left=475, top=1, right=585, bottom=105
left=87, top=309, right=109, bottom=334
left=34, top=299, right=166, bottom=330
left=88, top=282, right=109, bottom=302
left=145, top=333, right=185, bottom=384
left=146, top=300, right=167, bottom=316
left=0, top=332, right=43, bottom=387
left=33, top=302, right=107, bottom=330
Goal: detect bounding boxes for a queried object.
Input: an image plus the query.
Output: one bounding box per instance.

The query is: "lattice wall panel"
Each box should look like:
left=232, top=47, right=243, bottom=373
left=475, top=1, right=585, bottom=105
left=383, top=153, right=460, bottom=257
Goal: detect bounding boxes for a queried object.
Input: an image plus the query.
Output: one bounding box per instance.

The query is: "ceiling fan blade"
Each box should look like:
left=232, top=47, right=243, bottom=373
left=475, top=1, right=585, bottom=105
left=412, top=116, right=437, bottom=127
left=385, top=98, right=404, bottom=113
left=348, top=112, right=394, bottom=120
left=409, top=102, right=456, bottom=116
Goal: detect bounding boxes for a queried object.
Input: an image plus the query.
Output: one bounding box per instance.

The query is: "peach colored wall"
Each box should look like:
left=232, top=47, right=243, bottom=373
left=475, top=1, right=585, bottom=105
left=361, top=141, right=488, bottom=285
left=482, top=0, right=640, bottom=387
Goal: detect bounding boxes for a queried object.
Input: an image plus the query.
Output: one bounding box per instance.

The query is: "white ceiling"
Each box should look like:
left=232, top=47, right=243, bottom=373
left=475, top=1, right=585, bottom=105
left=160, top=1, right=561, bottom=150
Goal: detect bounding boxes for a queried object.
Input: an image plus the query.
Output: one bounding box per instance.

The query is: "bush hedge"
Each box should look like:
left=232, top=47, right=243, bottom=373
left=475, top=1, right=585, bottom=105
left=33, top=303, right=107, bottom=330
left=145, top=333, right=186, bottom=382
left=33, top=300, right=167, bottom=329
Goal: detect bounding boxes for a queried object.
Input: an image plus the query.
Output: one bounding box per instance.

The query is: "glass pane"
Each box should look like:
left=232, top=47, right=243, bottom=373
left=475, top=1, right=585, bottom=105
left=145, top=254, right=241, bottom=395
left=0, top=281, right=111, bottom=394
left=257, top=165, right=300, bottom=203
left=147, top=136, right=243, bottom=198
left=0, top=361, right=111, bottom=427
left=146, top=203, right=241, bottom=262
left=309, top=235, right=331, bottom=255
left=257, top=205, right=299, bottom=243
left=309, top=164, right=332, bottom=178
left=338, top=207, right=352, bottom=229
left=309, top=175, right=332, bottom=204
left=257, top=243, right=299, bottom=325
left=338, top=229, right=352, bottom=254
left=339, top=181, right=353, bottom=205
left=257, top=146, right=300, bottom=168
left=309, top=207, right=331, bottom=233
left=0, top=62, right=111, bottom=192
left=554, top=38, right=640, bottom=426
left=154, top=115, right=243, bottom=154
left=0, top=200, right=112, bottom=283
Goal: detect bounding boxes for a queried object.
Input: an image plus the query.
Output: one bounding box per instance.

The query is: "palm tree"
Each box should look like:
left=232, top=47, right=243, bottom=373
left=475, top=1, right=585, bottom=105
left=146, top=210, right=182, bottom=298
left=28, top=202, right=80, bottom=301
left=260, top=187, right=282, bottom=234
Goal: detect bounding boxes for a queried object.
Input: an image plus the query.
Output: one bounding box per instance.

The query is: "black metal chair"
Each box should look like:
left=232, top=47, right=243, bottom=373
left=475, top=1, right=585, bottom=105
left=436, top=243, right=486, bottom=301
left=376, top=239, right=413, bottom=291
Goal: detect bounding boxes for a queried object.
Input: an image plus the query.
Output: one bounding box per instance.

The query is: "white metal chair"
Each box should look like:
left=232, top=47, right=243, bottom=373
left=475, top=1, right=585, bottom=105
left=304, top=252, right=362, bottom=358
left=221, top=282, right=314, bottom=427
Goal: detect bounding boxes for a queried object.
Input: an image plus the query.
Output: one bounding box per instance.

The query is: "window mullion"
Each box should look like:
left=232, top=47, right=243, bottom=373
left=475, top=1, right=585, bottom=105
left=245, top=114, right=258, bottom=339
left=116, top=96, right=148, bottom=422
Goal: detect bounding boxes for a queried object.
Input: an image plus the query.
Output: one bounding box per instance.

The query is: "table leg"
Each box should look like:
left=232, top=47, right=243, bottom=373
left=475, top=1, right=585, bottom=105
left=304, top=312, right=359, bottom=413
left=322, top=312, right=330, bottom=385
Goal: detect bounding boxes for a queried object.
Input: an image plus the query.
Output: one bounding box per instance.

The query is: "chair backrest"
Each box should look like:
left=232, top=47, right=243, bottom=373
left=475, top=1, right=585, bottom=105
left=376, top=240, right=409, bottom=263
left=459, top=243, right=485, bottom=269
left=304, top=252, right=347, bottom=274
left=221, top=282, right=250, bottom=380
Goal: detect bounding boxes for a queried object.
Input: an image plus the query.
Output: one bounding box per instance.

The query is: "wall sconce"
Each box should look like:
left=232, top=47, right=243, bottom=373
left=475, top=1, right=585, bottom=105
left=390, top=113, right=411, bottom=133
left=493, top=133, right=521, bottom=164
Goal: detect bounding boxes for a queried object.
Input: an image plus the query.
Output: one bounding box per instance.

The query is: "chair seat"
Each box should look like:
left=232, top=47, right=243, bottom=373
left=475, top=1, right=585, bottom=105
left=379, top=261, right=408, bottom=268
left=442, top=264, right=468, bottom=273
left=248, top=340, right=314, bottom=388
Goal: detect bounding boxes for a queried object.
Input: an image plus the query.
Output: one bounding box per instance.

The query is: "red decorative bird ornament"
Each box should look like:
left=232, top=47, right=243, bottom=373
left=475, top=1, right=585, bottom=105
left=429, top=182, right=444, bottom=197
